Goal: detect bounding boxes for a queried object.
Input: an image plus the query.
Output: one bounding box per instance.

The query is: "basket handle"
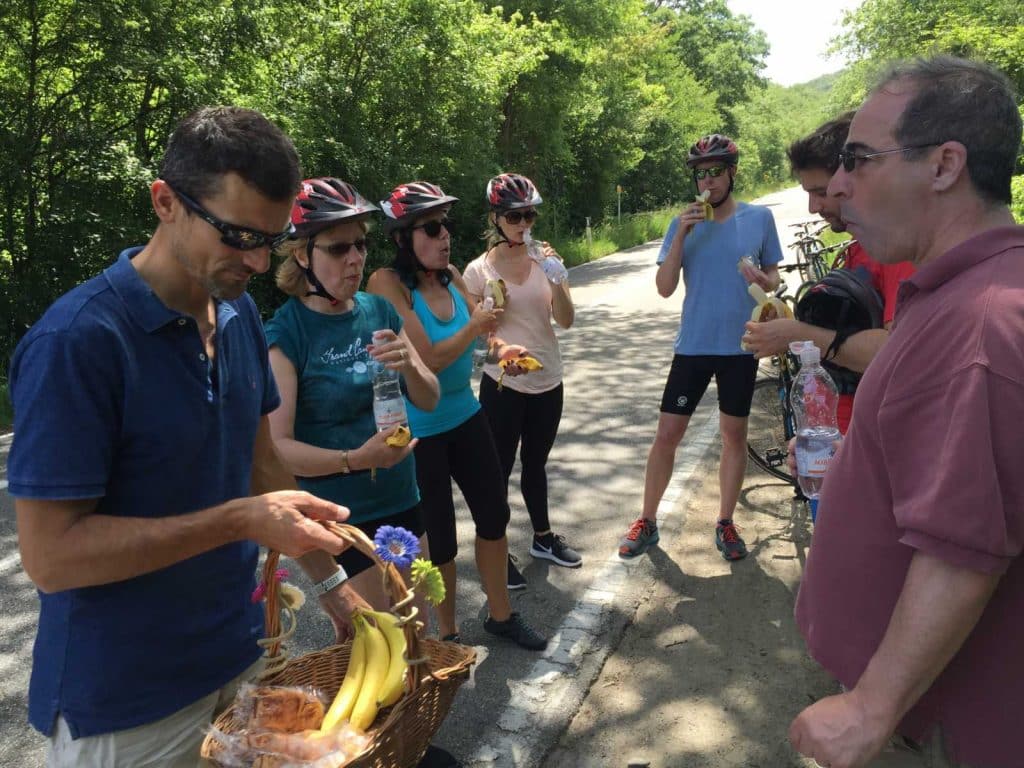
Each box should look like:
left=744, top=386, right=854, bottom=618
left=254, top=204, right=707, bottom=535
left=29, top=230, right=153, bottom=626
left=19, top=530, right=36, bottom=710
left=260, top=522, right=426, bottom=691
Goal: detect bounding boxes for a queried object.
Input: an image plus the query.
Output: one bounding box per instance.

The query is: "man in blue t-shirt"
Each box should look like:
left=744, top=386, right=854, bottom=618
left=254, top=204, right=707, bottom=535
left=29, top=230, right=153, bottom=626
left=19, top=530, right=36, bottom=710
left=7, top=107, right=359, bottom=767
left=619, top=133, right=783, bottom=562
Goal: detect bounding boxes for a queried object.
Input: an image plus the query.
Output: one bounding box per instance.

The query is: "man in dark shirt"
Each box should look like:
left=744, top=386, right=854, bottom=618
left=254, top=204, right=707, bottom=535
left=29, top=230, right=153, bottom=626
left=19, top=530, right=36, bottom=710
left=9, top=107, right=361, bottom=766
left=790, top=56, right=1024, bottom=768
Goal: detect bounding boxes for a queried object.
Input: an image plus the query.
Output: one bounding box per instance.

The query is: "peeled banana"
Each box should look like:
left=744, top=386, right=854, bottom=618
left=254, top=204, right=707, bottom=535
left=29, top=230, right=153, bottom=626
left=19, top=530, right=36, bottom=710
left=365, top=610, right=409, bottom=708
left=741, top=283, right=793, bottom=350
left=485, top=278, right=507, bottom=308
left=320, top=617, right=368, bottom=732
left=349, top=613, right=390, bottom=731
left=695, top=190, right=713, bottom=221
left=496, top=355, right=544, bottom=390
left=385, top=425, right=412, bottom=447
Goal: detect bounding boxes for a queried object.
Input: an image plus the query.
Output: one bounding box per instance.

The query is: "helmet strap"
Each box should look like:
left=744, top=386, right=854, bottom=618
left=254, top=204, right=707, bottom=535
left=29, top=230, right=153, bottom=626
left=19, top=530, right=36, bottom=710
left=494, top=218, right=525, bottom=247
left=301, top=239, right=339, bottom=305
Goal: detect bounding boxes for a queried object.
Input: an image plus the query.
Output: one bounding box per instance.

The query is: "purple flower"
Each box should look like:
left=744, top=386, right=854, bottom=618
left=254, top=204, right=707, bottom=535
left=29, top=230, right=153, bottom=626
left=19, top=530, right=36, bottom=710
left=373, top=525, right=421, bottom=569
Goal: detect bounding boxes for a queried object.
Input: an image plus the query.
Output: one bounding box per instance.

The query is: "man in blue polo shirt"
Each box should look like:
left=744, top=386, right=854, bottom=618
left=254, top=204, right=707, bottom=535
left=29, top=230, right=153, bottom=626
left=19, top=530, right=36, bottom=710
left=7, top=107, right=366, bottom=767
left=619, top=133, right=783, bottom=562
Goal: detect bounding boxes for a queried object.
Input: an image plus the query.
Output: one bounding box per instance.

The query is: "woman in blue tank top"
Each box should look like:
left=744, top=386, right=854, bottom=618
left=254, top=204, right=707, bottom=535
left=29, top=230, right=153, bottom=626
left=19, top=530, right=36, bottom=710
left=367, top=181, right=547, bottom=651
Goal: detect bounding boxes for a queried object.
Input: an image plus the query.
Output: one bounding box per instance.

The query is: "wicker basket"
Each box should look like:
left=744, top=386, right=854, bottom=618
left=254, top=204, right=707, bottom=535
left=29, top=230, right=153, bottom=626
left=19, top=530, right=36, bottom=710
left=201, top=522, right=476, bottom=768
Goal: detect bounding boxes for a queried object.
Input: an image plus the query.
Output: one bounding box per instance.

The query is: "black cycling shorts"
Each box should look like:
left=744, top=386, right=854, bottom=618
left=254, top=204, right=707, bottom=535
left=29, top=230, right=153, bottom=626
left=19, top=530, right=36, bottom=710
left=336, top=503, right=425, bottom=579
left=659, top=354, right=758, bottom=418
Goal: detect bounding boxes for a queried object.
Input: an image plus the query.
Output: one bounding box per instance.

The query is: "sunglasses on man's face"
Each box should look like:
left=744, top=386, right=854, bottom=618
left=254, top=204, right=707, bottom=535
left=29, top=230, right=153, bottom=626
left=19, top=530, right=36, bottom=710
left=412, top=218, right=455, bottom=238
left=502, top=209, right=538, bottom=225
left=167, top=183, right=294, bottom=251
left=837, top=143, right=940, bottom=173
left=693, top=166, right=727, bottom=181
left=314, top=239, right=368, bottom=257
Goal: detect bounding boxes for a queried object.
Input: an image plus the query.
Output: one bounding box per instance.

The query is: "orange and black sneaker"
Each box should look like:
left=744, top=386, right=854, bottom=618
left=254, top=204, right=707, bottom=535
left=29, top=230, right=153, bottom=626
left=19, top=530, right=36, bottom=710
left=715, top=519, right=747, bottom=561
left=618, top=517, right=659, bottom=559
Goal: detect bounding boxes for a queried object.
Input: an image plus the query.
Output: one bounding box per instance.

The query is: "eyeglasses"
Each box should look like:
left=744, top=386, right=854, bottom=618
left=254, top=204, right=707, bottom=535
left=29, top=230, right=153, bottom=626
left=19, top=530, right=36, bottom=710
left=314, top=239, right=368, bottom=257
left=837, top=143, right=939, bottom=173
left=412, top=218, right=455, bottom=238
left=693, top=166, right=727, bottom=181
left=502, top=209, right=538, bottom=225
left=167, top=183, right=294, bottom=251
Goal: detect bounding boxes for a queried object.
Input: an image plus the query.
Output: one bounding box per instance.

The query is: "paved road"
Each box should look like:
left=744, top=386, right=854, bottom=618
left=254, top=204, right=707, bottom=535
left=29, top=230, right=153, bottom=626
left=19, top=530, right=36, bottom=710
left=0, top=186, right=820, bottom=767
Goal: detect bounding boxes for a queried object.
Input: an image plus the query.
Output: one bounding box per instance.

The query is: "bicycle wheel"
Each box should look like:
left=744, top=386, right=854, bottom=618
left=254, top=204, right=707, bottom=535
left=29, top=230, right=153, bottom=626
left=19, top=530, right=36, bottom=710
left=746, top=378, right=796, bottom=484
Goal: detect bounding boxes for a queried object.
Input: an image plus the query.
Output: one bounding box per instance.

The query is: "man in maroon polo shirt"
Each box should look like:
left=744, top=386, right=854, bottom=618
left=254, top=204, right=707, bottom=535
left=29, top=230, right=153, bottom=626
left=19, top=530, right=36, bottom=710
left=789, top=56, right=1024, bottom=768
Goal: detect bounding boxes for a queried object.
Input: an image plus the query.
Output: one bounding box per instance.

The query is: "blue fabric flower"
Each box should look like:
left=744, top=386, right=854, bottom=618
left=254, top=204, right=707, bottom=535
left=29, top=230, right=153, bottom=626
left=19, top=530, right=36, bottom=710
left=373, top=525, right=421, bottom=569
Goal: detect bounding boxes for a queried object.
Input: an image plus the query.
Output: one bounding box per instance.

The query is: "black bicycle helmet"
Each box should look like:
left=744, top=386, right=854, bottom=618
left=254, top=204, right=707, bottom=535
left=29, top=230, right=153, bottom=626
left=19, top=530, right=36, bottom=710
left=686, top=133, right=740, bottom=168
left=380, top=182, right=459, bottom=234
left=290, top=177, right=379, bottom=239
left=486, top=173, right=543, bottom=211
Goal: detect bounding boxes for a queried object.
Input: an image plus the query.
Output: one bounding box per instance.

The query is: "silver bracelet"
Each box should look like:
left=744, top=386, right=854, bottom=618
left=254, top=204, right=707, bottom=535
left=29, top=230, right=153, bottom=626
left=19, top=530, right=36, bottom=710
left=311, top=565, right=349, bottom=596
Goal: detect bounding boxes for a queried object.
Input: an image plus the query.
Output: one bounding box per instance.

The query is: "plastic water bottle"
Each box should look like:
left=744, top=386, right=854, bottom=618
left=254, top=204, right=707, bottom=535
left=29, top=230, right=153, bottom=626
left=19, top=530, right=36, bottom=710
left=790, top=341, right=840, bottom=508
left=524, top=229, right=567, bottom=284
left=472, top=297, right=495, bottom=370
left=370, top=333, right=408, bottom=432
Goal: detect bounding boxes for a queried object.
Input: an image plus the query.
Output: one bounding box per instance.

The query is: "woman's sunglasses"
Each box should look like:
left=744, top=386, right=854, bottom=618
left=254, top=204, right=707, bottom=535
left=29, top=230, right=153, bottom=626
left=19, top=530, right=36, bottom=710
left=502, top=209, right=538, bottom=225
left=693, top=166, right=727, bottom=181
left=314, top=239, right=368, bottom=257
left=166, top=182, right=294, bottom=251
left=412, top=218, right=455, bottom=238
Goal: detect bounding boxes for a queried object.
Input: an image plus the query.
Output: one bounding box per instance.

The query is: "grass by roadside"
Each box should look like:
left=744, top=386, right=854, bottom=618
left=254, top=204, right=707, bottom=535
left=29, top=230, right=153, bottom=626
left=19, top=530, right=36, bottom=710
left=1, top=380, right=11, bottom=432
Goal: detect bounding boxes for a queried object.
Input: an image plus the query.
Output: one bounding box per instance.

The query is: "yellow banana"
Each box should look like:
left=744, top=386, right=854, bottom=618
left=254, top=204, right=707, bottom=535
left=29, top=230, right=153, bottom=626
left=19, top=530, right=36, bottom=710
left=742, top=283, right=793, bottom=350
left=349, top=612, right=390, bottom=731
left=385, top=425, right=412, bottom=447
left=365, top=610, right=409, bottom=708
left=320, top=615, right=368, bottom=732
left=485, top=278, right=507, bottom=308
left=695, top=190, right=713, bottom=221
left=496, top=355, right=544, bottom=390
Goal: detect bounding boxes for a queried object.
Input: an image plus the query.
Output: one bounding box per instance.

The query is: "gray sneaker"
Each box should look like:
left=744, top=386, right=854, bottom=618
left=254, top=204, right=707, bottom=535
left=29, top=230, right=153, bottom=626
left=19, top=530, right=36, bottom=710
left=618, top=518, right=659, bottom=559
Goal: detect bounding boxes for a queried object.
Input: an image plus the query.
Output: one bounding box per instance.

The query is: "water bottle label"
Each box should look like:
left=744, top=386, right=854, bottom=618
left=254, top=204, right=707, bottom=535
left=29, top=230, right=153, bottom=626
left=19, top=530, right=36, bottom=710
left=796, top=444, right=834, bottom=477
left=374, top=398, right=407, bottom=432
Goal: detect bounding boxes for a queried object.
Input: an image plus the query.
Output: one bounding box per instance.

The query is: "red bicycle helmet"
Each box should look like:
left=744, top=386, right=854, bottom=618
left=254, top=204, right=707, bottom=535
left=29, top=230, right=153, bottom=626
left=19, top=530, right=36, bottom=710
left=686, top=134, right=740, bottom=167
left=290, top=177, right=379, bottom=239
left=380, top=182, right=459, bottom=233
left=486, top=173, right=543, bottom=211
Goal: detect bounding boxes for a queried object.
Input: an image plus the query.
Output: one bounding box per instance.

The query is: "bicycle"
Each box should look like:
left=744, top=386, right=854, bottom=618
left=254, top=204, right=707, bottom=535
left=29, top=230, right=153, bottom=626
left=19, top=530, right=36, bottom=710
left=747, top=343, right=799, bottom=486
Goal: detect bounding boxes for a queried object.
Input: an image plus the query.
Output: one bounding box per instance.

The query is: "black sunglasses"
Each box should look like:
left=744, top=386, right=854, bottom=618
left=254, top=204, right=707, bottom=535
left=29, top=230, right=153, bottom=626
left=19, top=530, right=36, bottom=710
left=314, top=238, right=368, bottom=257
left=693, top=166, right=727, bottom=180
left=502, top=209, right=538, bottom=225
left=412, top=218, right=455, bottom=238
left=837, top=143, right=939, bottom=173
left=167, top=183, right=295, bottom=251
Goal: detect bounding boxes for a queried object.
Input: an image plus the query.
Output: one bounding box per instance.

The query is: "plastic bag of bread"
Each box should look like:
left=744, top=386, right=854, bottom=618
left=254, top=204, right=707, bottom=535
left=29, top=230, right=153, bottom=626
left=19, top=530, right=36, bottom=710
left=236, top=684, right=327, bottom=733
left=205, top=722, right=371, bottom=768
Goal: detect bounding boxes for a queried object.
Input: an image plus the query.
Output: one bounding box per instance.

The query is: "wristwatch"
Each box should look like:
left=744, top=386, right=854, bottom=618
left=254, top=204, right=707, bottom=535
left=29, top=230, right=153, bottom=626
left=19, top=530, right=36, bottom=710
left=311, top=566, right=349, bottom=596
left=339, top=450, right=351, bottom=475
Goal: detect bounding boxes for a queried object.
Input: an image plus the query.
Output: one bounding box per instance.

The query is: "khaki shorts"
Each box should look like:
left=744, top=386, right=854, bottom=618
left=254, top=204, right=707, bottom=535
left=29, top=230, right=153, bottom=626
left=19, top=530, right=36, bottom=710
left=47, top=659, right=263, bottom=768
left=867, top=730, right=970, bottom=768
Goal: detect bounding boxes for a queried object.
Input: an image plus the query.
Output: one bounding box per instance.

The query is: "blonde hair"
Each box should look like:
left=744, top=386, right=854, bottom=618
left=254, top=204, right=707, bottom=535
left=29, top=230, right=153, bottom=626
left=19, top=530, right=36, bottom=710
left=273, top=219, right=370, bottom=298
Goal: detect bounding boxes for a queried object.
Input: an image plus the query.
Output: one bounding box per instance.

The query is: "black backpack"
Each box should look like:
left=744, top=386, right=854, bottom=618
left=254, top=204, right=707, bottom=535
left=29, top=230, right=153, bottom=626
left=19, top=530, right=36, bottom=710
left=795, top=266, right=884, bottom=395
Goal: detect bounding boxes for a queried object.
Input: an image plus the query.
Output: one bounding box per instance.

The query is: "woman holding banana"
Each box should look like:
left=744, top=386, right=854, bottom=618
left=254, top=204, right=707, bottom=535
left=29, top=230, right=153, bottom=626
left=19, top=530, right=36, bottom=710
left=265, top=177, right=439, bottom=638
left=462, top=174, right=580, bottom=590
left=366, top=181, right=547, bottom=651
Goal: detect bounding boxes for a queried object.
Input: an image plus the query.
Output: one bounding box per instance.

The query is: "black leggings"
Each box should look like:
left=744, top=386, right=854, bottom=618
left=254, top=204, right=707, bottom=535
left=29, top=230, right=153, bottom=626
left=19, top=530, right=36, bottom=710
left=479, top=375, right=564, bottom=534
left=413, top=409, right=511, bottom=566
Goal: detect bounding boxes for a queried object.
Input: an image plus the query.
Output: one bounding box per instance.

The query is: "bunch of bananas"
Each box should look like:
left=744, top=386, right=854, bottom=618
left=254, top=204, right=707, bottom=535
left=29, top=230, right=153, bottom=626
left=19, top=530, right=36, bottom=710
left=320, top=610, right=410, bottom=733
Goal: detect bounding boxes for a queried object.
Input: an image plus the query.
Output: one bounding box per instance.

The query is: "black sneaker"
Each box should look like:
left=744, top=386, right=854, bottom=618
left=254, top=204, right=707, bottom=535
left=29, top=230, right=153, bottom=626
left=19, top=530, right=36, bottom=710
left=715, top=519, right=748, bottom=561
left=507, top=554, right=527, bottom=590
left=529, top=532, right=582, bottom=568
left=484, top=612, right=548, bottom=651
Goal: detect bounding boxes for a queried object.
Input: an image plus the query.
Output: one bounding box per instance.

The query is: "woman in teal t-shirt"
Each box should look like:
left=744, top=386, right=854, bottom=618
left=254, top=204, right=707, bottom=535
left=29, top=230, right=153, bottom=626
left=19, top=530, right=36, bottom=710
left=265, top=178, right=439, bottom=636
left=366, top=181, right=546, bottom=651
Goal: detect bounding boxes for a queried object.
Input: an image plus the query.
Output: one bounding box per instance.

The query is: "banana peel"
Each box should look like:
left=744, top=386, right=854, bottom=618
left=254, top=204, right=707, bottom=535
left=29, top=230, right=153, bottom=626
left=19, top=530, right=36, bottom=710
left=485, top=278, right=507, bottom=308
left=741, top=283, right=793, bottom=351
left=385, top=425, right=412, bottom=447
left=695, top=190, right=713, bottom=221
left=496, top=355, right=543, bottom=390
